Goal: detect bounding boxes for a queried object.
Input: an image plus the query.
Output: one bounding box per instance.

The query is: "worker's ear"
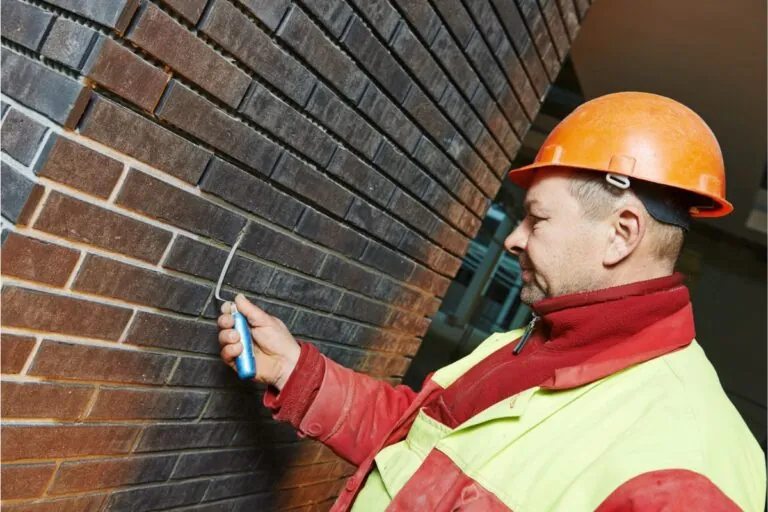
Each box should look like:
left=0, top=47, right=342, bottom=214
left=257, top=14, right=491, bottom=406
left=604, top=205, right=645, bottom=266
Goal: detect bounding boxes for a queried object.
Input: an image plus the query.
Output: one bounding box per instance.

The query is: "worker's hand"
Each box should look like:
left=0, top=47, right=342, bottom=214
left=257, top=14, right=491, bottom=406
left=218, top=294, right=300, bottom=391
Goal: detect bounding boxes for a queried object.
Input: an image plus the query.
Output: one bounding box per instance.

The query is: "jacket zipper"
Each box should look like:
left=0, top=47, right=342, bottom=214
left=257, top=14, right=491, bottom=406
left=513, top=314, right=539, bottom=355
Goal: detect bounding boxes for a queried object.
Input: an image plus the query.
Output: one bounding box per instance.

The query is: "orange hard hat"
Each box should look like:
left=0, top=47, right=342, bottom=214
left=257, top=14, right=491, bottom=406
left=508, top=91, right=732, bottom=217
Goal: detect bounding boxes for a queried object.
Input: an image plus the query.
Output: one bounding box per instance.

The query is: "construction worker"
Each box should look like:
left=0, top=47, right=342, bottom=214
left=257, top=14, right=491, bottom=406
left=218, top=92, right=766, bottom=511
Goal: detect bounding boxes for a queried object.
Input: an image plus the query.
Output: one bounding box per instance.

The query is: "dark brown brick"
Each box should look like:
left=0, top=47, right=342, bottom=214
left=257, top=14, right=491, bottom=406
left=72, top=254, right=211, bottom=315
left=556, top=0, right=580, bottom=41
left=202, top=391, right=264, bottom=420
left=398, top=229, right=444, bottom=269
left=41, top=18, right=99, bottom=71
left=106, top=480, right=209, bottom=511
left=439, top=83, right=484, bottom=144
left=1, top=108, right=47, bottom=166
left=335, top=294, right=392, bottom=325
left=403, top=87, right=455, bottom=149
left=360, top=240, right=415, bottom=280
left=467, top=0, right=507, bottom=51
left=169, top=356, right=238, bottom=388
left=1, top=381, right=94, bottom=420
left=495, top=37, right=539, bottom=119
left=116, top=169, right=245, bottom=244
left=201, top=158, right=305, bottom=229
left=128, top=3, right=249, bottom=107
left=388, top=188, right=438, bottom=235
left=391, top=25, right=448, bottom=100
left=349, top=0, right=400, bottom=41
left=45, top=0, right=139, bottom=32
left=205, top=471, right=271, bottom=502
left=88, top=387, right=209, bottom=420
left=276, top=477, right=344, bottom=509
left=392, top=0, right=440, bottom=44
left=355, top=326, right=422, bottom=356
left=83, top=37, right=169, bottom=112
left=135, top=422, right=239, bottom=452
left=35, top=135, right=122, bottom=198
left=413, top=138, right=463, bottom=191
left=173, top=447, right=264, bottom=478
left=292, top=310, right=357, bottom=343
left=1, top=232, right=79, bottom=286
left=430, top=26, right=480, bottom=97
left=1, top=424, right=139, bottom=461
left=422, top=181, right=470, bottom=232
left=200, top=0, right=315, bottom=105
left=79, top=96, right=211, bottom=184
left=373, top=141, right=431, bottom=197
left=358, top=84, right=421, bottom=154
left=432, top=0, right=474, bottom=47
left=278, top=7, right=367, bottom=102
left=35, top=192, right=172, bottom=264
left=125, top=311, right=219, bottom=355
left=304, top=0, right=352, bottom=37
left=466, top=32, right=508, bottom=99
left=295, top=208, right=367, bottom=258
left=1, top=334, right=35, bottom=374
left=539, top=0, right=570, bottom=60
left=161, top=0, right=207, bottom=23
left=202, top=291, right=296, bottom=325
left=372, top=277, right=433, bottom=314
left=1, top=463, right=56, bottom=500
left=266, top=270, right=342, bottom=312
left=51, top=454, right=177, bottom=494
left=517, top=0, right=559, bottom=79
left=271, top=153, right=354, bottom=218
left=327, top=148, right=395, bottom=207
left=238, top=0, right=290, bottom=31
left=240, top=83, right=336, bottom=166
left=29, top=339, right=176, bottom=385
left=410, top=264, right=451, bottom=297
left=346, top=198, right=406, bottom=246
left=1, top=286, right=132, bottom=340
left=241, top=222, right=326, bottom=276
left=318, top=255, right=381, bottom=296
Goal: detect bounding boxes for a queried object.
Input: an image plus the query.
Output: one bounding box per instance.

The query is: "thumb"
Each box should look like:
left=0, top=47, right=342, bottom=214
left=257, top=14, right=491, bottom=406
left=234, top=294, right=273, bottom=328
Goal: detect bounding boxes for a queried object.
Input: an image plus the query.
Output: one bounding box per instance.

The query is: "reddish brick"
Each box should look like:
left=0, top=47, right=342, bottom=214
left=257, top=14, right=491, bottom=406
left=2, top=495, right=106, bottom=512
left=355, top=326, right=422, bottom=356
left=160, top=0, right=207, bottom=23
left=116, top=170, right=245, bottom=244
left=79, top=95, right=211, bottom=184
left=35, top=135, right=122, bottom=198
left=1, top=334, right=35, bottom=374
left=1, top=286, right=132, bottom=340
left=15, top=183, right=45, bottom=228
left=50, top=454, right=177, bottom=494
left=410, top=265, right=451, bottom=297
left=125, top=311, right=220, bottom=355
left=87, top=387, right=209, bottom=420
left=335, top=294, right=392, bottom=325
left=128, top=4, right=250, bottom=107
left=28, top=340, right=177, bottom=385
left=1, top=463, right=56, bottom=500
left=387, top=309, right=431, bottom=337
left=279, top=461, right=344, bottom=489
left=34, top=192, right=172, bottom=264
left=1, top=424, right=139, bottom=461
left=1, top=232, right=80, bottom=286
left=83, top=37, right=169, bottom=112
left=1, top=381, right=94, bottom=420
left=276, top=479, right=344, bottom=509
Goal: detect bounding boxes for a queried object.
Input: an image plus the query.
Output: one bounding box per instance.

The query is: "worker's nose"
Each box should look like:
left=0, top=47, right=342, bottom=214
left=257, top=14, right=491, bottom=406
left=504, top=221, right=528, bottom=256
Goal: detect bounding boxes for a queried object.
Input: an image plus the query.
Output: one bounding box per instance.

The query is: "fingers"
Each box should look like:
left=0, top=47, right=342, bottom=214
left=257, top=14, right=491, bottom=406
left=217, top=313, right=234, bottom=329
left=234, top=294, right=273, bottom=327
left=220, top=302, right=233, bottom=315
left=221, top=342, right=243, bottom=364
left=218, top=328, right=239, bottom=346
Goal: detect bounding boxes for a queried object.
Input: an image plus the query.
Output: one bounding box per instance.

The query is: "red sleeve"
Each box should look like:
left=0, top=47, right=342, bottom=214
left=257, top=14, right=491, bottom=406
left=596, top=469, right=741, bottom=511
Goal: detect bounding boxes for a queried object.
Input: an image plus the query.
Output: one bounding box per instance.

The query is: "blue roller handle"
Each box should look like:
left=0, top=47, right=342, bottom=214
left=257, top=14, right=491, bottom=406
left=233, top=310, right=256, bottom=379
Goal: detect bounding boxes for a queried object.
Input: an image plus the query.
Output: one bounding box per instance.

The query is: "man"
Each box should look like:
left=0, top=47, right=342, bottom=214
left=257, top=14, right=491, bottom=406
left=218, top=92, right=765, bottom=510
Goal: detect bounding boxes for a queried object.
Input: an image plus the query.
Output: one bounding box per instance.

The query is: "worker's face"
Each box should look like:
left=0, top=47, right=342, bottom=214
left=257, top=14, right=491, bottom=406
left=504, top=171, right=608, bottom=304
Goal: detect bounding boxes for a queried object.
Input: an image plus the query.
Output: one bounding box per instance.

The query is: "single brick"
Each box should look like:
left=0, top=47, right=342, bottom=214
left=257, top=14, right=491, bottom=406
left=403, top=87, right=455, bottom=149
left=1, top=162, right=44, bottom=225
left=343, top=16, right=412, bottom=104
left=205, top=471, right=271, bottom=502
left=457, top=176, right=489, bottom=216
left=556, top=0, right=580, bottom=41
left=266, top=270, right=342, bottom=312
left=240, top=83, right=336, bottom=166
left=238, top=0, right=290, bottom=31
left=391, top=25, right=448, bottom=100
left=1, top=381, right=94, bottom=420
left=360, top=241, right=415, bottom=280
left=1, top=286, right=132, bottom=340
left=410, top=264, right=451, bottom=296
left=174, top=447, right=264, bottom=478
left=83, top=37, right=170, bottom=112
left=35, top=191, right=172, bottom=263
left=79, top=96, right=211, bottom=184
left=271, top=153, right=353, bottom=218
left=240, top=222, right=327, bottom=276
left=349, top=0, right=400, bottom=41
left=373, top=141, right=431, bottom=197
left=466, top=31, right=508, bottom=99
left=346, top=198, right=406, bottom=246
left=116, top=169, right=245, bottom=244
left=34, top=135, right=122, bottom=198
left=291, top=310, right=357, bottom=343
left=106, top=480, right=209, bottom=512
left=1, top=0, right=54, bottom=51
left=125, top=311, right=219, bottom=355
left=201, top=158, right=304, bottom=229
left=388, top=188, right=438, bottom=235
left=29, top=339, right=176, bottom=385
left=135, top=422, right=238, bottom=452
left=201, top=391, right=263, bottom=420
left=295, top=208, right=367, bottom=258
left=169, top=356, right=237, bottom=388
left=1, top=108, right=47, bottom=165
left=437, top=0, right=479, bottom=47
left=161, top=0, right=207, bottom=23
left=2, top=48, right=90, bottom=129
left=304, top=0, right=352, bottom=38
left=357, top=84, right=421, bottom=154
left=422, top=181, right=469, bottom=229
left=277, top=7, right=367, bottom=102
left=468, top=0, right=507, bottom=51
left=72, top=254, right=211, bottom=315
left=307, top=84, right=382, bottom=160
left=413, top=138, right=462, bottom=190
left=51, top=454, right=177, bottom=495
left=336, top=294, right=392, bottom=325
left=1, top=424, right=139, bottom=461
left=327, top=148, right=395, bottom=207
left=430, top=26, right=480, bottom=98
left=1, top=463, right=57, bottom=500
left=391, top=0, right=440, bottom=44
left=1, top=231, right=80, bottom=286
left=319, top=255, right=380, bottom=295
left=440, top=84, right=484, bottom=144
left=41, top=18, right=99, bottom=70
left=200, top=0, right=315, bottom=105
left=45, top=0, right=138, bottom=31
left=398, top=229, right=443, bottom=268
left=1, top=334, right=35, bottom=374
left=88, top=387, right=208, bottom=420
left=128, top=4, right=249, bottom=107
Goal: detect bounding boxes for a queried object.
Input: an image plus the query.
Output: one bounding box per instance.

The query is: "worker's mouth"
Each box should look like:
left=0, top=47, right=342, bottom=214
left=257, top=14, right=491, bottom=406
left=521, top=269, right=533, bottom=283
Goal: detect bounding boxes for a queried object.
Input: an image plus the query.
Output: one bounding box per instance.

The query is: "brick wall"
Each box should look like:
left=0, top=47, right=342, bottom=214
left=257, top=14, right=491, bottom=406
left=0, top=0, right=590, bottom=509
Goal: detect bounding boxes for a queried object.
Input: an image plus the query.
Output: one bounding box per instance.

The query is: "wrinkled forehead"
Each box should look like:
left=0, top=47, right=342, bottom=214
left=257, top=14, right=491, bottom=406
left=523, top=168, right=581, bottom=209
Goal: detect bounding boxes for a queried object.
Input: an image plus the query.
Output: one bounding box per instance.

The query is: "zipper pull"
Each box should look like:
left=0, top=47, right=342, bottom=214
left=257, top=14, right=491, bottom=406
left=513, top=314, right=538, bottom=355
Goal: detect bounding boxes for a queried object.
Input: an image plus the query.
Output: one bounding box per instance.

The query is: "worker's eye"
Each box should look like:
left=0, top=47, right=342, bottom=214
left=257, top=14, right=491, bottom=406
left=529, top=214, right=545, bottom=227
